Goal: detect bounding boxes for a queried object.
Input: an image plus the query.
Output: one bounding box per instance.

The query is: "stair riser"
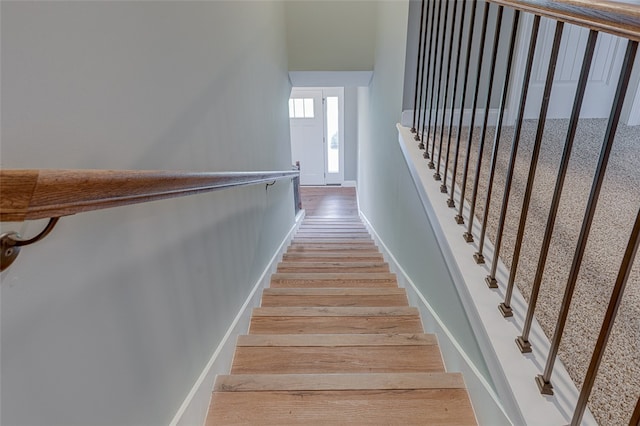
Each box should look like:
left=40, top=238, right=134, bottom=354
left=296, top=230, right=370, bottom=235
left=214, top=372, right=464, bottom=392
left=270, top=279, right=398, bottom=288
left=287, top=246, right=379, bottom=253
left=298, top=225, right=369, bottom=234
left=298, top=226, right=369, bottom=230
left=277, top=264, right=390, bottom=273
left=282, top=254, right=384, bottom=262
left=270, top=281, right=398, bottom=288
left=276, top=267, right=390, bottom=273
left=294, top=236, right=372, bottom=241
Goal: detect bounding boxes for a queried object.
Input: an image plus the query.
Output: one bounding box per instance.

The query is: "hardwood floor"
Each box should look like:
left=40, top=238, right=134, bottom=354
left=206, top=187, right=477, bottom=424
left=299, top=186, right=358, bottom=217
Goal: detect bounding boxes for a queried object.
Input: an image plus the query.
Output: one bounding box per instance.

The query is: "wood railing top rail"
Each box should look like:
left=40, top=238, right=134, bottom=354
left=489, top=0, right=640, bottom=41
left=0, top=169, right=299, bottom=222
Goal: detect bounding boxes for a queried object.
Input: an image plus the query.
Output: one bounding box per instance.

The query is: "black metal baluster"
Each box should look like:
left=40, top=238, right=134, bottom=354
left=485, top=15, right=541, bottom=288
left=424, top=0, right=443, bottom=160
left=440, top=1, right=467, bottom=196
left=631, top=396, right=640, bottom=426
left=416, top=0, right=433, bottom=146
left=537, top=37, right=636, bottom=396
left=420, top=0, right=437, bottom=152
left=474, top=10, right=520, bottom=264
left=446, top=0, right=477, bottom=206
left=412, top=0, right=427, bottom=136
left=456, top=1, right=490, bottom=228
left=498, top=19, right=562, bottom=308
left=429, top=0, right=450, bottom=170
left=571, top=204, right=640, bottom=425
left=463, top=5, right=504, bottom=243
left=517, top=29, right=598, bottom=358
left=434, top=0, right=457, bottom=182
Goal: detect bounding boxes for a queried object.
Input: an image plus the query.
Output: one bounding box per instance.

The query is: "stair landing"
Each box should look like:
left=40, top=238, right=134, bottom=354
left=206, top=215, right=477, bottom=425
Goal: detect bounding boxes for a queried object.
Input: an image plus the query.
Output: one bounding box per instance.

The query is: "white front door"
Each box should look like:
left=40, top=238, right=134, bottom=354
left=289, top=87, right=345, bottom=186
left=290, top=89, right=325, bottom=185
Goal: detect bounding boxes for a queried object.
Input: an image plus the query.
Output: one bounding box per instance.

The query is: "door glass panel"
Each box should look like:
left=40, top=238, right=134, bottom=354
left=288, top=99, right=295, bottom=118
left=326, top=96, right=339, bottom=173
left=304, top=98, right=314, bottom=118
left=294, top=98, right=304, bottom=118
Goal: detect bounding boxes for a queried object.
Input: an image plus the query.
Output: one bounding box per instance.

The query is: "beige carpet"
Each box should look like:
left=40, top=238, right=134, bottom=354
left=430, top=118, right=639, bottom=426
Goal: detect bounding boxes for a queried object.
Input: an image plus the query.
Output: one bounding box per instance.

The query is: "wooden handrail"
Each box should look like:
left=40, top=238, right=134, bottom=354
left=0, top=169, right=299, bottom=222
left=489, top=0, right=640, bottom=41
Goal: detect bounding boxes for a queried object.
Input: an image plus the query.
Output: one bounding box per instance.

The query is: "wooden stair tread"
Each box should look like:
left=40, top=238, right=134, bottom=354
left=253, top=306, right=418, bottom=317
left=302, top=217, right=362, bottom=221
left=292, top=238, right=375, bottom=244
left=286, top=245, right=379, bottom=253
left=263, top=288, right=406, bottom=296
left=295, top=232, right=370, bottom=237
left=208, top=389, right=477, bottom=425
left=291, top=240, right=375, bottom=245
left=261, top=295, right=407, bottom=307
left=278, top=261, right=387, bottom=266
left=297, top=226, right=369, bottom=231
left=249, top=316, right=424, bottom=334
left=290, top=239, right=376, bottom=244
left=298, top=226, right=367, bottom=231
left=230, top=345, right=445, bottom=374
left=270, top=272, right=398, bottom=288
left=283, top=252, right=383, bottom=261
left=261, top=287, right=408, bottom=307
left=296, top=231, right=369, bottom=235
left=215, top=372, right=464, bottom=391
left=290, top=239, right=374, bottom=243
left=287, top=243, right=380, bottom=253
left=277, top=262, right=389, bottom=273
left=271, top=272, right=396, bottom=279
left=237, top=333, right=437, bottom=346
left=206, top=206, right=477, bottom=425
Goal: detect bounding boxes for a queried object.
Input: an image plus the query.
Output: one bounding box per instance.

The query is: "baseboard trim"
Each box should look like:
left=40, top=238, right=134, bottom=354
left=359, top=211, right=511, bottom=425
left=169, top=209, right=305, bottom=426
left=393, top=123, right=597, bottom=425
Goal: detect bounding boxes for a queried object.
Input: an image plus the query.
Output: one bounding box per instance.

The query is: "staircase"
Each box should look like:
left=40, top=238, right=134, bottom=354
left=206, top=215, right=477, bottom=425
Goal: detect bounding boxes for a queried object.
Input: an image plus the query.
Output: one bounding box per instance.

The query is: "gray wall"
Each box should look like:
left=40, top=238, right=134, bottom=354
left=0, top=2, right=293, bottom=425
left=345, top=86, right=359, bottom=181
left=357, top=0, right=493, bottom=385
left=284, top=0, right=374, bottom=183
left=285, top=0, right=377, bottom=71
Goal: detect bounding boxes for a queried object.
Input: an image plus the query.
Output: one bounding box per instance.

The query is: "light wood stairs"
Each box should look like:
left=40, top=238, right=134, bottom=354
left=206, top=216, right=477, bottom=425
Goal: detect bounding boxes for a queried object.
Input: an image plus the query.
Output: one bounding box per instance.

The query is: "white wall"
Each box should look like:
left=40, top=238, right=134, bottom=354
left=357, top=0, right=494, bottom=390
left=0, top=2, right=293, bottom=425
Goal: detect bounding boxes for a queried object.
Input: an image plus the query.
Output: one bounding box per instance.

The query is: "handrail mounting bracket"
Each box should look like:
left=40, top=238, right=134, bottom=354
left=1, top=217, right=60, bottom=272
